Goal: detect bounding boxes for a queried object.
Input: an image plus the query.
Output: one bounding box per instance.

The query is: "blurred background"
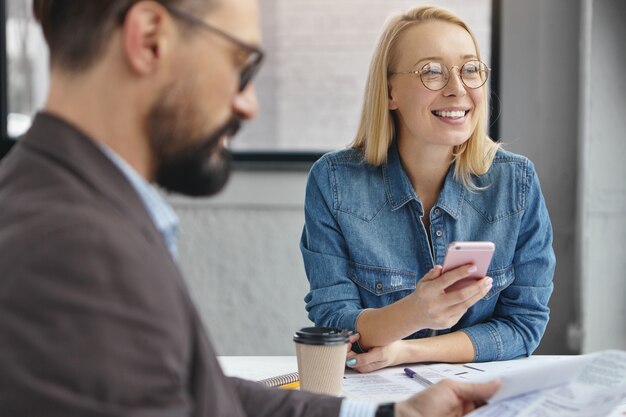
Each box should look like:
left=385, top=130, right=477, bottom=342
left=1, top=0, right=624, bottom=356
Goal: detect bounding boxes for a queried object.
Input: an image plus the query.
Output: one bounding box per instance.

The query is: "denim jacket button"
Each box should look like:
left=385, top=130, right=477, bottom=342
left=435, top=230, right=443, bottom=237
left=375, top=282, right=383, bottom=291
left=434, top=208, right=441, bottom=215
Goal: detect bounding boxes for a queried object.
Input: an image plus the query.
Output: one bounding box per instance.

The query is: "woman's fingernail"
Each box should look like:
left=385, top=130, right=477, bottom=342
left=484, top=277, right=493, bottom=287
left=468, top=265, right=478, bottom=273
left=346, top=358, right=357, bottom=367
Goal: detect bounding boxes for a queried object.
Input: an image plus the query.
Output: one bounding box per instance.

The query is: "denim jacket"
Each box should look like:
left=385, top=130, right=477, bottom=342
left=300, top=142, right=555, bottom=362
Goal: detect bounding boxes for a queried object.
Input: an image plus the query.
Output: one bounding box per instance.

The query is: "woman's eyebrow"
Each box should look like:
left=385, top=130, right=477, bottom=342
left=412, top=54, right=479, bottom=67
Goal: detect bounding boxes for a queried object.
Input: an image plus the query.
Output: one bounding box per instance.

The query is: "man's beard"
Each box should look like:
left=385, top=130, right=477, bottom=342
left=147, top=85, right=240, bottom=197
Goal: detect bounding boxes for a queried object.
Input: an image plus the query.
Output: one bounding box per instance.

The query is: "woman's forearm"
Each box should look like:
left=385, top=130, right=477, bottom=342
left=356, top=295, right=426, bottom=349
left=345, top=330, right=476, bottom=373
left=402, top=331, right=476, bottom=363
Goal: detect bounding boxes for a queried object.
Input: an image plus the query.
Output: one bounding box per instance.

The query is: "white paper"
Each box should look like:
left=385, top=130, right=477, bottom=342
left=471, top=355, right=584, bottom=403
left=341, top=367, right=428, bottom=403
left=218, top=356, right=298, bottom=382
left=467, top=350, right=626, bottom=417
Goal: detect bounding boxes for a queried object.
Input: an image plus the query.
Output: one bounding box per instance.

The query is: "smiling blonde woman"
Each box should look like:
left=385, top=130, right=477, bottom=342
left=300, top=6, right=556, bottom=373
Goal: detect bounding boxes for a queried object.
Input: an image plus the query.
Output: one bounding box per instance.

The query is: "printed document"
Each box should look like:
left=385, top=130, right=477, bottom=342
left=341, top=350, right=626, bottom=416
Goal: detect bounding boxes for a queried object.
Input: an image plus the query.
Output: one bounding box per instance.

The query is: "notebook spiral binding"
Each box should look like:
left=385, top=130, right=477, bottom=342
left=258, top=371, right=299, bottom=387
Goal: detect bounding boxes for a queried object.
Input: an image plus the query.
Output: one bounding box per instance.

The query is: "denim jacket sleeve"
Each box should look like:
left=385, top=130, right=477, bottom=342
left=461, top=159, right=556, bottom=361
left=300, top=156, right=364, bottom=332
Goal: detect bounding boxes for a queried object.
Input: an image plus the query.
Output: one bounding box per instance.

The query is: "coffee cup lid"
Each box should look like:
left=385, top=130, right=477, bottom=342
left=293, top=327, right=350, bottom=345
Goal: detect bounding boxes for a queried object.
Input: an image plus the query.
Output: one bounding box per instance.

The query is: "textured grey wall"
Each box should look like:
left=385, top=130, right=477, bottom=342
left=579, top=0, right=626, bottom=352
left=499, top=0, right=580, bottom=354
left=171, top=172, right=312, bottom=355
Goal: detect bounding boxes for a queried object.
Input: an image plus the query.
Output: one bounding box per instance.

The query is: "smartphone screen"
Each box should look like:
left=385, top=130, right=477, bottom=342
left=441, top=241, right=495, bottom=292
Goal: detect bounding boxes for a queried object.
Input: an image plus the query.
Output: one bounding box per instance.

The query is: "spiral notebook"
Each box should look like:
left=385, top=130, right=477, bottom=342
left=258, top=371, right=299, bottom=388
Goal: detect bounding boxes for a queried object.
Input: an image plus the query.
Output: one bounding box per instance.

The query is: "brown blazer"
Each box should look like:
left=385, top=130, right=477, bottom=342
left=0, top=113, right=342, bottom=417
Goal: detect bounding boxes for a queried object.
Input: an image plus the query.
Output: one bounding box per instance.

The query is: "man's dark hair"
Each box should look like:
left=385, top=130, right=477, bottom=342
left=32, top=0, right=215, bottom=71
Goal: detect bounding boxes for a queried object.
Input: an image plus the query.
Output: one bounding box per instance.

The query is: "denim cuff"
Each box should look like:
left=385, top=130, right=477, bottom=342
left=460, top=323, right=503, bottom=362
left=335, top=309, right=369, bottom=353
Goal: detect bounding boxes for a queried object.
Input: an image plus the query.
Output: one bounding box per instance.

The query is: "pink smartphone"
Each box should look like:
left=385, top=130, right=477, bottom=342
left=441, top=241, right=495, bottom=292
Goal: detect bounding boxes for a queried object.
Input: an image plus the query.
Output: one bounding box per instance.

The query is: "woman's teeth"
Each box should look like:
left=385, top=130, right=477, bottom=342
left=433, top=110, right=466, bottom=119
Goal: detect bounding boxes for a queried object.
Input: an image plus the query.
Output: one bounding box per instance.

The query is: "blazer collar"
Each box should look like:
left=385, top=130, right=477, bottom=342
left=21, top=112, right=163, bottom=239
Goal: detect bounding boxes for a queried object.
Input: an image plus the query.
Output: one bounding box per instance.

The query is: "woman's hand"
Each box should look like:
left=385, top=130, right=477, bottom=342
left=346, top=332, right=361, bottom=354
left=345, top=340, right=409, bottom=373
left=410, top=265, right=493, bottom=330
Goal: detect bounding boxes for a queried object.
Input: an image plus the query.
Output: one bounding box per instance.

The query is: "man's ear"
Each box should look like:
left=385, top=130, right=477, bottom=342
left=122, top=2, right=171, bottom=76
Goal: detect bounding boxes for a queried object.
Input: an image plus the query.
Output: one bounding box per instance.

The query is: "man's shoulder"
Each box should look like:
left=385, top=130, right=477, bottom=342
left=0, top=201, right=131, bottom=274
left=0, top=149, right=168, bottom=288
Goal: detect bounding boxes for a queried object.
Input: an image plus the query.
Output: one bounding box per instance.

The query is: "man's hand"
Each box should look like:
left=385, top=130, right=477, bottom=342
left=394, top=379, right=500, bottom=417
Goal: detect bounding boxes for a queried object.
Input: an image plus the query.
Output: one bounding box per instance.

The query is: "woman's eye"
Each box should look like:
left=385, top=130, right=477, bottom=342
left=463, top=61, right=486, bottom=77
left=422, top=64, right=443, bottom=76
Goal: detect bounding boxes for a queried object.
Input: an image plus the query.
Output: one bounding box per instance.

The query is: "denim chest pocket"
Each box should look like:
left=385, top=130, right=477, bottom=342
left=484, top=264, right=515, bottom=300
left=348, top=262, right=416, bottom=307
left=463, top=161, right=526, bottom=223
left=332, top=163, right=388, bottom=222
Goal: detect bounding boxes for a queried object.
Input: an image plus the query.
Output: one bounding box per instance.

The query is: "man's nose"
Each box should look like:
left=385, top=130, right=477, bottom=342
left=232, top=83, right=259, bottom=120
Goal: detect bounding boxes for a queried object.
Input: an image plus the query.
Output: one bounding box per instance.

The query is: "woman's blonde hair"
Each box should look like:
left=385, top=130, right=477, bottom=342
left=351, top=6, right=500, bottom=190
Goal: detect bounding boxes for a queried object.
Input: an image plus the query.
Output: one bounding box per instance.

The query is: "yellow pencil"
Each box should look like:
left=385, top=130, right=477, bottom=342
left=279, top=381, right=300, bottom=390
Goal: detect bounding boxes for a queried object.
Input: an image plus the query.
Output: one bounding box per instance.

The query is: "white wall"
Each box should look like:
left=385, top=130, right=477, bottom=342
left=233, top=0, right=492, bottom=152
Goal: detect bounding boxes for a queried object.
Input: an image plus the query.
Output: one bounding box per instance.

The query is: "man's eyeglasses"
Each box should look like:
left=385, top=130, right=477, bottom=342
left=163, top=4, right=265, bottom=92
left=390, top=60, right=490, bottom=91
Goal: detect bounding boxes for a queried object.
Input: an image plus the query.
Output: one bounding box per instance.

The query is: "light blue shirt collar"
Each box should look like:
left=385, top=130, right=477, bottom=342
left=99, top=145, right=180, bottom=258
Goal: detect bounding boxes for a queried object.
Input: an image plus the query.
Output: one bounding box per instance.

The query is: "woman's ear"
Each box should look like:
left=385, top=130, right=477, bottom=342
left=388, top=84, right=398, bottom=110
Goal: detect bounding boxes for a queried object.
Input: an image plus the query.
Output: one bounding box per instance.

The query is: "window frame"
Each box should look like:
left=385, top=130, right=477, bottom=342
left=1, top=0, right=10, bottom=158
left=0, top=0, right=501, bottom=166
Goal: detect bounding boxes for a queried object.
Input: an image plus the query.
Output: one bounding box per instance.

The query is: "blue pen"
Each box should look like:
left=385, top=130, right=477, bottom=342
left=403, top=367, right=433, bottom=388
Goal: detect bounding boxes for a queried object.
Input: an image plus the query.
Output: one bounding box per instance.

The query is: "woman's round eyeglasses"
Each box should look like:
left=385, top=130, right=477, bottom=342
left=390, top=60, right=490, bottom=91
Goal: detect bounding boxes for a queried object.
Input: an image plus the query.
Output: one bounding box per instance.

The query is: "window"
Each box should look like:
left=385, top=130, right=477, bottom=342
left=1, top=0, right=499, bottom=163
left=3, top=0, right=46, bottom=138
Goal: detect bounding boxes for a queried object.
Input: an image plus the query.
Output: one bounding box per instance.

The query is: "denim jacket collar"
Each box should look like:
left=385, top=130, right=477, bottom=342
left=383, top=141, right=419, bottom=212
left=437, top=167, right=465, bottom=220
left=382, top=140, right=464, bottom=220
